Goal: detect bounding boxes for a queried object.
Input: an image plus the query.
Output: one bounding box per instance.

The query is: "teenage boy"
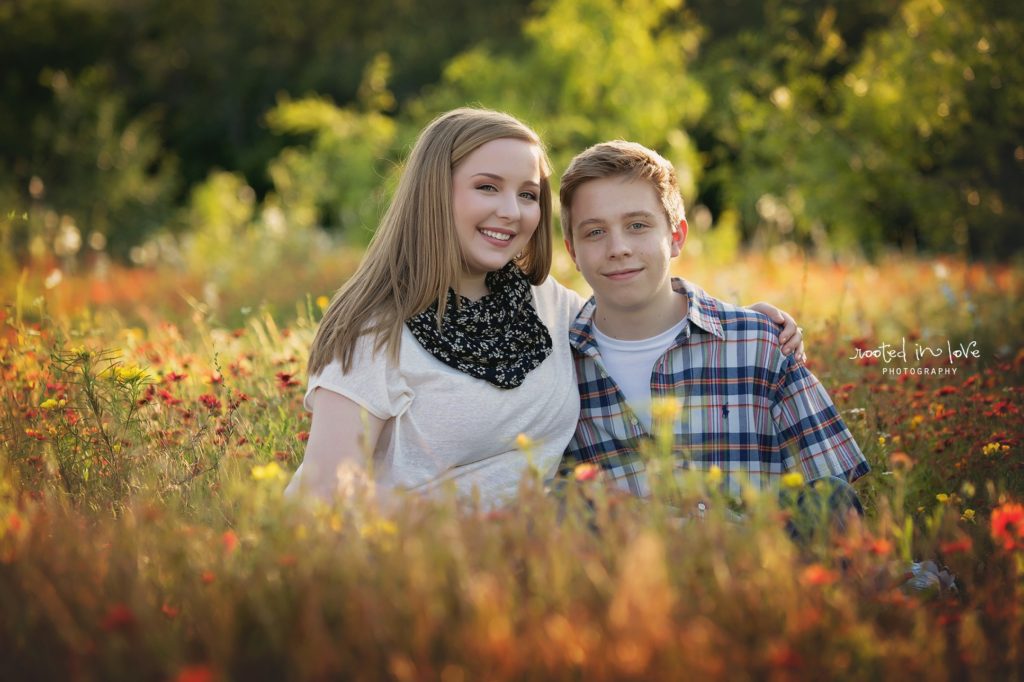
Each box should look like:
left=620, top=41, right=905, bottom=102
left=559, top=140, right=869, bottom=499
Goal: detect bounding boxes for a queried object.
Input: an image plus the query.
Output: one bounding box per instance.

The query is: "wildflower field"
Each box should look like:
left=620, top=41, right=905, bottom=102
left=2, top=249, right=1023, bottom=681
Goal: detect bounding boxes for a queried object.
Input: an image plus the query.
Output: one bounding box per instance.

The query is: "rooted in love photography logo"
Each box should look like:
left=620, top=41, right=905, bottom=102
left=849, top=337, right=980, bottom=376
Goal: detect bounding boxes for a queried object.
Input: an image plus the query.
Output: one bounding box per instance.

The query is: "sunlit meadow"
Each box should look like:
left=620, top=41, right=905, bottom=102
left=2, top=246, right=1023, bottom=681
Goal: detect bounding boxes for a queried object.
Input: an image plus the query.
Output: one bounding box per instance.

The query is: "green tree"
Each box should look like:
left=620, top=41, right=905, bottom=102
left=416, top=0, right=708, bottom=206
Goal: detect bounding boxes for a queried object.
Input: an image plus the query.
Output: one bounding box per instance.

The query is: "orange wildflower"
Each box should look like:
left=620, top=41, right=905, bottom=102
left=869, top=538, right=893, bottom=556
left=574, top=463, right=599, bottom=482
left=801, top=564, right=839, bottom=586
left=990, top=502, right=1024, bottom=552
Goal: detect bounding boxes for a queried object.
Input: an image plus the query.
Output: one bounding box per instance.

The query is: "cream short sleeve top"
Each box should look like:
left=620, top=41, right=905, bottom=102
left=286, top=276, right=584, bottom=504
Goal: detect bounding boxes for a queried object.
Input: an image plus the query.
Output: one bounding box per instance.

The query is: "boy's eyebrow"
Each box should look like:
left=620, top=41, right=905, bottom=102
left=574, top=210, right=657, bottom=230
left=471, top=172, right=540, bottom=188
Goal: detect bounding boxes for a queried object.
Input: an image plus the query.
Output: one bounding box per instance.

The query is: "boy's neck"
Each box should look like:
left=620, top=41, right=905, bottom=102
left=592, top=285, right=688, bottom=341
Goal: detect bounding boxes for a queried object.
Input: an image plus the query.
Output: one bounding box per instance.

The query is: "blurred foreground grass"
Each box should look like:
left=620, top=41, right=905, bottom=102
left=2, top=248, right=1023, bottom=680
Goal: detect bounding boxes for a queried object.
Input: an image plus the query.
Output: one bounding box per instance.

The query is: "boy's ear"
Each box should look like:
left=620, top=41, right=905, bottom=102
left=670, top=219, right=688, bottom=257
left=563, top=237, right=580, bottom=270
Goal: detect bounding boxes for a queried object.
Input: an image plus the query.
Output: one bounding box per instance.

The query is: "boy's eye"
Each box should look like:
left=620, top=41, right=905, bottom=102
left=628, top=222, right=648, bottom=230
left=584, top=228, right=604, bottom=238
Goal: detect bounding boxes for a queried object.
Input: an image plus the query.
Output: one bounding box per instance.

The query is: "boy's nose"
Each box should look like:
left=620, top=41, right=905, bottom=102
left=607, top=232, right=632, bottom=258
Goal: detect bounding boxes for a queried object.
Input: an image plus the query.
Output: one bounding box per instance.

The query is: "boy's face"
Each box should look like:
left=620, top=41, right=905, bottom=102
left=565, top=175, right=686, bottom=316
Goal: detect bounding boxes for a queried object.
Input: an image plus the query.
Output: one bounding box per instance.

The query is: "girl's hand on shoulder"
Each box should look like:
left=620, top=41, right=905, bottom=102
left=749, top=302, right=807, bottom=363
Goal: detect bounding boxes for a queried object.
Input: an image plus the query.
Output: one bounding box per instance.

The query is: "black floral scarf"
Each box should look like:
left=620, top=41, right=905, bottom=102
left=406, top=263, right=552, bottom=388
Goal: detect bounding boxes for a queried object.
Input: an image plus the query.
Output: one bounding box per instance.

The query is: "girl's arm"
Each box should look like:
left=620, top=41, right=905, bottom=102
left=293, top=388, right=385, bottom=502
left=749, top=302, right=806, bottom=361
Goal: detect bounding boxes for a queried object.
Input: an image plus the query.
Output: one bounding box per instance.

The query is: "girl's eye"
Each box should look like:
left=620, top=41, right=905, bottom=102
left=519, top=191, right=538, bottom=201
left=477, top=184, right=498, bottom=192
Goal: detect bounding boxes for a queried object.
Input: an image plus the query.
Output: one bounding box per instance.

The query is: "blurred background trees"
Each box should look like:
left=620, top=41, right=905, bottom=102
left=2, top=0, right=1021, bottom=273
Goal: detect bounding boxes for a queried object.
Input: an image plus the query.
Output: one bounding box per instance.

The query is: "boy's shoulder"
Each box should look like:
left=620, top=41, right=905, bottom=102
left=678, top=280, right=780, bottom=338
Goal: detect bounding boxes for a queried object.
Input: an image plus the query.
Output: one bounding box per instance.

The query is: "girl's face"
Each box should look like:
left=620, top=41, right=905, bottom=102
left=451, top=137, right=543, bottom=298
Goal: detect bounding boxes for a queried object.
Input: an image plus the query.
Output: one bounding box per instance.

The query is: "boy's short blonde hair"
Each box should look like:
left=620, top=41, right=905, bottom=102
left=559, top=140, right=685, bottom=245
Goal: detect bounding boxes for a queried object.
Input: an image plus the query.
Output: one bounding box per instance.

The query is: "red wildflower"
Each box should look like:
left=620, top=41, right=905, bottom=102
left=198, top=394, right=222, bottom=413
left=158, top=389, right=182, bottom=406
left=296, top=431, right=310, bottom=442
left=100, top=603, right=137, bottom=633
left=221, top=530, right=238, bottom=555
left=985, top=401, right=1019, bottom=418
left=276, top=371, right=301, bottom=389
left=201, top=570, right=216, bottom=584
left=939, top=538, right=973, bottom=554
left=991, top=502, right=1024, bottom=551
left=935, top=386, right=958, bottom=396
left=174, top=664, right=216, bottom=682
left=138, top=385, right=156, bottom=405
left=161, top=603, right=180, bottom=619
left=165, top=371, right=188, bottom=383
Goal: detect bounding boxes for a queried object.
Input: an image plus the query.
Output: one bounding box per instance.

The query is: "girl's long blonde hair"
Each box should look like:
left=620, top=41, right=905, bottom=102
left=308, top=108, right=554, bottom=376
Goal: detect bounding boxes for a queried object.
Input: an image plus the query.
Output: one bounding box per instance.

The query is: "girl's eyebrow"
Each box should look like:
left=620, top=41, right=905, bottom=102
left=472, top=172, right=540, bottom=188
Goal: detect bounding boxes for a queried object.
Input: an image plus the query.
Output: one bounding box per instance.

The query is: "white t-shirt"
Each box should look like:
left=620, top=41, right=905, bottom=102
left=286, top=276, right=584, bottom=504
left=592, top=318, right=686, bottom=431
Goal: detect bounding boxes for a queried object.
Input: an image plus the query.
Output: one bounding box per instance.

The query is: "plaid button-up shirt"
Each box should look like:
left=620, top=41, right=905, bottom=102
left=563, top=278, right=869, bottom=496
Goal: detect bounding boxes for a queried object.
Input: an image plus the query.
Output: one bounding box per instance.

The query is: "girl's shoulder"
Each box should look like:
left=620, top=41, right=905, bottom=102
left=533, top=276, right=587, bottom=325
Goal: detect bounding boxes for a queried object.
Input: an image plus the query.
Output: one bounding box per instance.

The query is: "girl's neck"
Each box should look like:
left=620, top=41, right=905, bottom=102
left=457, top=273, right=489, bottom=301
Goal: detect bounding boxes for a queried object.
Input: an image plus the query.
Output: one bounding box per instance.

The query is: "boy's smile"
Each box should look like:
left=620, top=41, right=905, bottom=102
left=565, top=175, right=687, bottom=339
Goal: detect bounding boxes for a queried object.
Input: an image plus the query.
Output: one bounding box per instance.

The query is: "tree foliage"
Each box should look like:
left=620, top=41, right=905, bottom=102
left=1, top=0, right=1020, bottom=261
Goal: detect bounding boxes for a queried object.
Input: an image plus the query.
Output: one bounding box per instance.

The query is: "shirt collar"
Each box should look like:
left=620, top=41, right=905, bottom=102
left=569, top=278, right=725, bottom=355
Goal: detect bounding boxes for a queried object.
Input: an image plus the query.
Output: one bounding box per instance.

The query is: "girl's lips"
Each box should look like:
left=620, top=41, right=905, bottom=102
left=478, top=228, right=516, bottom=247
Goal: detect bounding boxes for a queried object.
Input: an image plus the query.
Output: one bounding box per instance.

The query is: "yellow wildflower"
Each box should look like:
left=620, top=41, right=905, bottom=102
left=936, top=493, right=950, bottom=503
left=40, top=398, right=60, bottom=410
left=115, top=365, right=149, bottom=383
left=961, top=509, right=976, bottom=522
left=251, top=462, right=286, bottom=482
left=877, top=436, right=886, bottom=447
left=650, top=397, right=681, bottom=422
left=316, top=295, right=330, bottom=312
left=909, top=415, right=925, bottom=429
left=515, top=433, right=534, bottom=450
left=781, top=472, right=804, bottom=489
left=707, top=465, right=723, bottom=487
left=360, top=518, right=398, bottom=539
left=982, top=442, right=1005, bottom=457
